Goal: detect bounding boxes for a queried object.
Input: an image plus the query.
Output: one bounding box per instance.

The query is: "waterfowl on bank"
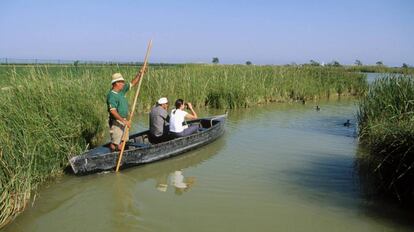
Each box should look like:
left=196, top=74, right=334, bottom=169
left=343, top=120, right=351, bottom=127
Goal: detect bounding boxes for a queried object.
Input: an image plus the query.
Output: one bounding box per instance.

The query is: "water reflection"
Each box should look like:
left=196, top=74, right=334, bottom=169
left=355, top=145, right=414, bottom=229
left=154, top=169, right=196, bottom=194
left=111, top=173, right=142, bottom=231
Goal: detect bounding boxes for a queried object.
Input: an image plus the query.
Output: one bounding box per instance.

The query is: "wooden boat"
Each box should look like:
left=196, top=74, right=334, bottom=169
left=69, top=114, right=227, bottom=175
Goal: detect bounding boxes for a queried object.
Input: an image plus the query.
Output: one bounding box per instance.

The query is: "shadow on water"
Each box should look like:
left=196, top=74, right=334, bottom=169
left=280, top=145, right=414, bottom=229
left=354, top=146, right=414, bottom=229
left=280, top=151, right=360, bottom=209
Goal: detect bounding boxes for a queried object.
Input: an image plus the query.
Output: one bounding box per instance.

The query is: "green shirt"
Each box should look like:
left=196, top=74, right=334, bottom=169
left=107, top=83, right=131, bottom=119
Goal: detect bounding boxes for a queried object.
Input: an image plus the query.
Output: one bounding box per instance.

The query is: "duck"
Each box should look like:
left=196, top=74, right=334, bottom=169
left=343, top=120, right=351, bottom=127
left=315, top=105, right=320, bottom=111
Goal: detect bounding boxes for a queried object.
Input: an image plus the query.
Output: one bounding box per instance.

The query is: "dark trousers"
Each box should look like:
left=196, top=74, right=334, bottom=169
left=170, top=125, right=199, bottom=138
left=148, top=134, right=170, bottom=144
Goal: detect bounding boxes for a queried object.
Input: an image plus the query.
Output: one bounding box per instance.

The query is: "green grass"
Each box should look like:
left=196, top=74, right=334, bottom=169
left=346, top=65, right=414, bottom=75
left=357, top=75, right=414, bottom=202
left=0, top=64, right=366, bottom=228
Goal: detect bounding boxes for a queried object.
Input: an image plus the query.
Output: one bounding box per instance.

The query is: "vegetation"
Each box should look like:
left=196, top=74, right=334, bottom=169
left=0, top=64, right=366, bottom=228
left=308, top=60, right=320, bottom=66
left=326, top=60, right=341, bottom=67
left=357, top=75, right=414, bottom=203
left=212, top=57, right=219, bottom=64
left=355, top=60, right=363, bottom=66
left=345, top=65, right=414, bottom=75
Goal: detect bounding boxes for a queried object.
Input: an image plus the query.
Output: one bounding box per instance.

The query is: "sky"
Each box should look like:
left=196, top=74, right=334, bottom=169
left=0, top=0, right=413, bottom=66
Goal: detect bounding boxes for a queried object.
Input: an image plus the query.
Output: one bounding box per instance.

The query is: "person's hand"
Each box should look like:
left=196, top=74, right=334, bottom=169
left=123, top=120, right=131, bottom=128
left=186, top=102, right=193, bottom=110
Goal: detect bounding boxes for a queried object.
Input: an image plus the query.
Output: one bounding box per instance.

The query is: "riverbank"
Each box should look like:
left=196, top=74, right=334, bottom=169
left=0, top=64, right=366, bottom=228
left=357, top=75, right=414, bottom=203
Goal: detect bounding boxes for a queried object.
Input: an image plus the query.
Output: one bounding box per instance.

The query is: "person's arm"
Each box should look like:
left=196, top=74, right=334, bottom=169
left=184, top=102, right=198, bottom=120
left=162, top=110, right=170, bottom=123
left=110, top=109, right=131, bottom=128
left=131, top=67, right=147, bottom=87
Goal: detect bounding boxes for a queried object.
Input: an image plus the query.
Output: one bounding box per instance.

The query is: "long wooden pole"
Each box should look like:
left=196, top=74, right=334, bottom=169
left=115, top=40, right=153, bottom=172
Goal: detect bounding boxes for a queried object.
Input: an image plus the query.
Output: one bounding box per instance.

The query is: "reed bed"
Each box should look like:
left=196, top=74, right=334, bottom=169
left=0, top=64, right=366, bottom=228
left=357, top=75, right=414, bottom=203
left=346, top=65, right=414, bottom=75
left=140, top=65, right=366, bottom=109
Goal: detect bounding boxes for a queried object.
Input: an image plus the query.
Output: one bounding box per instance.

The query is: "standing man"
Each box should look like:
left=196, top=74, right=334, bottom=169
left=107, top=71, right=143, bottom=151
left=149, top=97, right=170, bottom=144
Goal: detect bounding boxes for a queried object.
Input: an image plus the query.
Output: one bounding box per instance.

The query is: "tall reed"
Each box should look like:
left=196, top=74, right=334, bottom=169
left=357, top=75, right=414, bottom=202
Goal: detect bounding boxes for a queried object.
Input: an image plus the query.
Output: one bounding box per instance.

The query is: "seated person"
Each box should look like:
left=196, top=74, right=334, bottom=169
left=149, top=97, right=170, bottom=144
left=169, top=99, right=198, bottom=138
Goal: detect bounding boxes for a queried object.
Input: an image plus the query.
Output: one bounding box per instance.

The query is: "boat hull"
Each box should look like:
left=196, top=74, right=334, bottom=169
left=69, top=114, right=226, bottom=175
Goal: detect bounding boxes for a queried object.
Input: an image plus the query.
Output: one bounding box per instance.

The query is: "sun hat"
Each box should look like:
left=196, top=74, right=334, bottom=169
left=111, top=73, right=125, bottom=84
left=157, top=97, right=168, bottom=104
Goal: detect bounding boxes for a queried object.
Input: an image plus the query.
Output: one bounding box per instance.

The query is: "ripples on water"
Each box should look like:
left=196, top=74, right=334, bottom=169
left=3, top=99, right=414, bottom=232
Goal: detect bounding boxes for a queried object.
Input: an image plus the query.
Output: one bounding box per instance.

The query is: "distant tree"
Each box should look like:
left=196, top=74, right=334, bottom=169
left=245, top=61, right=252, bottom=65
left=354, top=60, right=363, bottom=66
left=309, top=60, right=320, bottom=66
left=212, top=57, right=219, bottom=64
left=329, top=60, right=341, bottom=67
left=74, top=60, right=80, bottom=67
left=376, top=61, right=384, bottom=66
left=402, top=63, right=409, bottom=68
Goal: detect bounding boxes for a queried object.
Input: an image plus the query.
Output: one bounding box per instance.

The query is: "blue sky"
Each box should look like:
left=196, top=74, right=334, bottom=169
left=0, top=0, right=413, bottom=66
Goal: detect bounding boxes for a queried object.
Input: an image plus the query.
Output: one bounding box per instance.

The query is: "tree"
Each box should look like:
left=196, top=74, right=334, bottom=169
left=74, top=60, right=80, bottom=67
left=376, top=61, right=384, bottom=66
left=329, top=60, right=341, bottom=67
left=402, top=63, right=409, bottom=68
left=309, top=60, right=320, bottom=66
left=245, top=61, right=252, bottom=65
left=354, top=60, right=362, bottom=66
left=212, top=57, right=219, bottom=64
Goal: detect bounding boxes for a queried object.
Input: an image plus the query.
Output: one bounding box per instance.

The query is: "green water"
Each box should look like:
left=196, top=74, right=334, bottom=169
left=3, top=99, right=414, bottom=232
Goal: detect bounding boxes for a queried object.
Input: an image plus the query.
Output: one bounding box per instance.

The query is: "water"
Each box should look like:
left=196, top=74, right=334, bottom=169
left=3, top=99, right=414, bottom=232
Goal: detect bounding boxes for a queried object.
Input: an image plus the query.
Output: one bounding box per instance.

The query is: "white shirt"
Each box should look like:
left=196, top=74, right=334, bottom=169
left=172, top=170, right=187, bottom=189
left=169, top=109, right=188, bottom=133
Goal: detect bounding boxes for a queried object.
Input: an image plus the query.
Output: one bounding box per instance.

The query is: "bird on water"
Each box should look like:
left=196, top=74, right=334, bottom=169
left=343, top=119, right=351, bottom=127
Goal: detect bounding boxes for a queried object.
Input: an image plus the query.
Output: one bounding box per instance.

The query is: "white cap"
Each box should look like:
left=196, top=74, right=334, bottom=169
left=157, top=97, right=168, bottom=104
left=111, top=73, right=125, bottom=84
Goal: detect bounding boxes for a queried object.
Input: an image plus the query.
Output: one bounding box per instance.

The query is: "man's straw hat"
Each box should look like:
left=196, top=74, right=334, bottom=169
left=111, top=73, right=125, bottom=84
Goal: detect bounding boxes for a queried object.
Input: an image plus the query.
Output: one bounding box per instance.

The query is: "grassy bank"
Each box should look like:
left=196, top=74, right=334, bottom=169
left=345, top=65, right=414, bottom=75
left=357, top=75, right=414, bottom=203
left=0, top=64, right=366, bottom=228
